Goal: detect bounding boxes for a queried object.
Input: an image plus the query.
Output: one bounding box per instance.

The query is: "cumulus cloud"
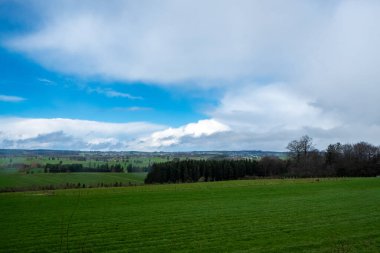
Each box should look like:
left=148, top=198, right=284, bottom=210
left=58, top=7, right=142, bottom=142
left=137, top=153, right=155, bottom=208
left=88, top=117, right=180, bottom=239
left=0, top=95, right=25, bottom=102
left=135, top=119, right=230, bottom=150
left=213, top=84, right=339, bottom=132
left=206, top=84, right=342, bottom=150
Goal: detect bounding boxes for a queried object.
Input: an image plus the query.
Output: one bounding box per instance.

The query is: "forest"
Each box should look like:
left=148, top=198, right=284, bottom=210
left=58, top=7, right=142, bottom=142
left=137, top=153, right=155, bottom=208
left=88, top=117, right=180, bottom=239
left=145, top=136, right=380, bottom=184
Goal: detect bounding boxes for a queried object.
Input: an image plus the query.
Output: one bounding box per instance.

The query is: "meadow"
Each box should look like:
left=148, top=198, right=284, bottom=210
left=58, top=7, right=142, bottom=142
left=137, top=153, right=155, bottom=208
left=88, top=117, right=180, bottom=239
left=0, top=178, right=379, bottom=252
left=0, top=155, right=169, bottom=172
left=0, top=172, right=147, bottom=191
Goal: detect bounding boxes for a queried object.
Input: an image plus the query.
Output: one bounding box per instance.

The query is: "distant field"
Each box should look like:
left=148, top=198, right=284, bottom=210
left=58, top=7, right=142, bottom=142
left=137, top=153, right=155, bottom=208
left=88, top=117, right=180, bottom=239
left=0, top=156, right=170, bottom=170
left=0, top=172, right=147, bottom=191
left=0, top=178, right=379, bottom=252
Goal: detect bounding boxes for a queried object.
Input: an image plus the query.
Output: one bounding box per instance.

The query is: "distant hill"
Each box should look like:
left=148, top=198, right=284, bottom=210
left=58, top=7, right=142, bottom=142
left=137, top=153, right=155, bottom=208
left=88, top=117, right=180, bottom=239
left=0, top=149, right=286, bottom=159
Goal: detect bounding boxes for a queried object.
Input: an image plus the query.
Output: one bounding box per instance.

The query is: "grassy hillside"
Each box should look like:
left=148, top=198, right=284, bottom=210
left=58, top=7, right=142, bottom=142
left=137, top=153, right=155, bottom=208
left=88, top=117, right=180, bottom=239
left=0, top=178, right=380, bottom=252
left=0, top=172, right=147, bottom=191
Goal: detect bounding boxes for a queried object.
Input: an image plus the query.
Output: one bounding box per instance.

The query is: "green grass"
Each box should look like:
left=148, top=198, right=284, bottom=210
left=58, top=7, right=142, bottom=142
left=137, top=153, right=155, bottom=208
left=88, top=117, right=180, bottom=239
left=0, top=172, right=147, bottom=190
left=0, top=178, right=380, bottom=252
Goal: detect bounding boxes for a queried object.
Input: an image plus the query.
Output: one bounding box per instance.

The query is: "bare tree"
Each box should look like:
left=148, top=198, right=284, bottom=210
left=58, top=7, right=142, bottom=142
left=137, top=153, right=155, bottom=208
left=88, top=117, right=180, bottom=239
left=286, top=135, right=315, bottom=162
left=286, top=135, right=317, bottom=176
left=299, top=135, right=315, bottom=156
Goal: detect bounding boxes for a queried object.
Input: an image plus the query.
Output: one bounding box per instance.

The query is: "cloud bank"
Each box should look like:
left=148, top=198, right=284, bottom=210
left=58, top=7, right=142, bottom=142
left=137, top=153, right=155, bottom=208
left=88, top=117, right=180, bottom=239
left=0, top=118, right=230, bottom=151
left=0, top=118, right=165, bottom=150
left=3, top=0, right=380, bottom=150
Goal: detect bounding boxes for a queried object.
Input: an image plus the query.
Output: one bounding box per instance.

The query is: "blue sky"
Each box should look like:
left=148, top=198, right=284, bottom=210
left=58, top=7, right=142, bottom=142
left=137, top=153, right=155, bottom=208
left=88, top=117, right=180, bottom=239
left=0, top=45, right=214, bottom=126
left=1, top=0, right=380, bottom=151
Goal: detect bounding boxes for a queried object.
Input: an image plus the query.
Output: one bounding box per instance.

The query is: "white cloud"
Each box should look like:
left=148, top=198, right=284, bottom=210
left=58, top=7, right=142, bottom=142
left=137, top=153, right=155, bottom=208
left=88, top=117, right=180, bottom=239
left=4, top=0, right=335, bottom=84
left=125, top=106, right=152, bottom=111
left=37, top=78, right=56, bottom=86
left=0, top=117, right=231, bottom=151
left=89, top=88, right=142, bottom=100
left=0, top=95, right=25, bottom=102
left=134, top=119, right=230, bottom=150
left=213, top=84, right=339, bottom=132
left=104, top=90, right=142, bottom=99
left=0, top=118, right=165, bottom=150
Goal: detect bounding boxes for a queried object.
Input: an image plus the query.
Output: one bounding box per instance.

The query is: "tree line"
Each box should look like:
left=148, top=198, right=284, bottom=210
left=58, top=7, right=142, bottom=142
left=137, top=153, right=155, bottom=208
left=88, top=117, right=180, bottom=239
left=145, top=136, right=380, bottom=184
left=44, top=163, right=124, bottom=173
left=0, top=181, right=139, bottom=193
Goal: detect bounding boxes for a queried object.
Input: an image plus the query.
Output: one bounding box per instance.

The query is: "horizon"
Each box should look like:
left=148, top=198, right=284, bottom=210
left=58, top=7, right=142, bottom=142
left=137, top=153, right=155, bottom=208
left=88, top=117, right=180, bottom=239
left=0, top=148, right=286, bottom=153
left=1, top=1, right=380, bottom=151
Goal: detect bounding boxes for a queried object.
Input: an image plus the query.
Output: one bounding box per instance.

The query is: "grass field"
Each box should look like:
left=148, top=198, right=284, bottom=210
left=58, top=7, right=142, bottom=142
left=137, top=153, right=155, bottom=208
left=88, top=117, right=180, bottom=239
left=0, top=178, right=380, bottom=252
left=0, top=172, right=147, bottom=191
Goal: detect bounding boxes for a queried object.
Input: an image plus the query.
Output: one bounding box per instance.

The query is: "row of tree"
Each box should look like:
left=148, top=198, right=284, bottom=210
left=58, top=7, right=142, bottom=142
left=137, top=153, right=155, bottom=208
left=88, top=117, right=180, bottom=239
left=145, top=159, right=264, bottom=183
left=0, top=181, right=139, bottom=193
left=286, top=136, right=380, bottom=177
left=44, top=163, right=124, bottom=173
left=145, top=136, right=380, bottom=184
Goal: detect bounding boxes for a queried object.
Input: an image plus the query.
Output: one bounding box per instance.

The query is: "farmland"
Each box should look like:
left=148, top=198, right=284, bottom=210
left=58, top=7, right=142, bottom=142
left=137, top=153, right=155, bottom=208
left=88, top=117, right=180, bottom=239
left=0, top=154, right=169, bottom=173
left=1, top=178, right=380, bottom=252
left=0, top=172, right=146, bottom=191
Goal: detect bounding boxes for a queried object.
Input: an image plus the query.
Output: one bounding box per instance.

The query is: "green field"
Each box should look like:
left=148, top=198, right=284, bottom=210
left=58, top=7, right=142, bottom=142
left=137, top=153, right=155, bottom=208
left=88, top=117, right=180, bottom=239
left=0, top=155, right=170, bottom=171
left=0, top=178, right=379, bottom=252
left=0, top=173, right=147, bottom=191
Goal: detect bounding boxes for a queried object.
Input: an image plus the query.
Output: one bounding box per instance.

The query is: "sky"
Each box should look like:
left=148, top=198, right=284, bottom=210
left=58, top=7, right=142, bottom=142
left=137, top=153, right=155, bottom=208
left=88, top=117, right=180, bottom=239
left=1, top=0, right=380, bottom=151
